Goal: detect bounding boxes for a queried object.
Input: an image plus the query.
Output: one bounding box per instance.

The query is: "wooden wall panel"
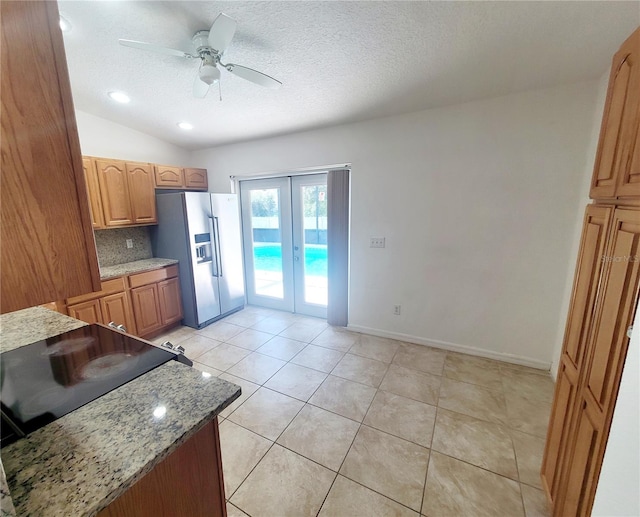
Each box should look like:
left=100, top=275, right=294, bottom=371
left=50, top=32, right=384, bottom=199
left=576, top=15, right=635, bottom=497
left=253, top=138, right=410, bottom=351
left=0, top=1, right=101, bottom=313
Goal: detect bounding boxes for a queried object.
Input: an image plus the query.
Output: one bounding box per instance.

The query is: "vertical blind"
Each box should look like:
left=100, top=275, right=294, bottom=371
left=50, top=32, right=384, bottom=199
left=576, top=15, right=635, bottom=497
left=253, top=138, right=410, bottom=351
left=327, top=169, right=350, bottom=326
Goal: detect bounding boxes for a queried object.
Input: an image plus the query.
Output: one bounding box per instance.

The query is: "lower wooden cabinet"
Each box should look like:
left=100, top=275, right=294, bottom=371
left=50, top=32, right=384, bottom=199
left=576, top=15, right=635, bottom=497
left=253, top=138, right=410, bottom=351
left=131, top=284, right=163, bottom=336
left=67, top=298, right=103, bottom=324
left=129, top=265, right=183, bottom=338
left=542, top=206, right=640, bottom=516
left=158, top=277, right=183, bottom=326
left=101, top=291, right=137, bottom=335
left=98, top=418, right=226, bottom=517
left=66, top=265, right=182, bottom=339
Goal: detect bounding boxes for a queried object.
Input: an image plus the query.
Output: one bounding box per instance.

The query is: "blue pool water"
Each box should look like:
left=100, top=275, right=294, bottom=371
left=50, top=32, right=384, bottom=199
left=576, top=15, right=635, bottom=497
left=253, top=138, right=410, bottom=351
left=253, top=244, right=327, bottom=277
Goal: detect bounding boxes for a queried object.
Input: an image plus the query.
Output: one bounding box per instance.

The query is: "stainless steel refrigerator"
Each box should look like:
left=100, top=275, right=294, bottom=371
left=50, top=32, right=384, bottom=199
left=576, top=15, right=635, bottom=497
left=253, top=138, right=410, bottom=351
left=152, top=192, right=245, bottom=329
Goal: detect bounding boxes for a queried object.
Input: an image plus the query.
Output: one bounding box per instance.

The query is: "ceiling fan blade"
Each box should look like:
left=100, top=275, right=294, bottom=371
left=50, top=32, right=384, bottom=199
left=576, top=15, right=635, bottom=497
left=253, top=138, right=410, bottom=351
left=208, top=13, right=237, bottom=54
left=193, top=73, right=211, bottom=98
left=119, top=39, right=193, bottom=59
left=226, top=63, right=282, bottom=89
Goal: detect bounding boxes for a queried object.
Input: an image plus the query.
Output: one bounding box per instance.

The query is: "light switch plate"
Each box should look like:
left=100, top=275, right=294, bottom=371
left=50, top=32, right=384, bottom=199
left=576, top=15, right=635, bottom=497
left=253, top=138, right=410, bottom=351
left=126, top=239, right=133, bottom=249
left=370, top=237, right=385, bottom=248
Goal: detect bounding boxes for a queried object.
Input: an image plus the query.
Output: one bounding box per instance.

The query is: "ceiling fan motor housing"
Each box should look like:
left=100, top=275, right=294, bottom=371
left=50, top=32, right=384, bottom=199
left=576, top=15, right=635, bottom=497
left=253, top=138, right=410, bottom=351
left=192, top=30, right=216, bottom=56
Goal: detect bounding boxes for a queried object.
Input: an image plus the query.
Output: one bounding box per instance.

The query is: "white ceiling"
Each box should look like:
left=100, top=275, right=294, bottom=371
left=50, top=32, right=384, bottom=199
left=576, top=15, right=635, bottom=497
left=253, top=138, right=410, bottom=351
left=59, top=1, right=639, bottom=151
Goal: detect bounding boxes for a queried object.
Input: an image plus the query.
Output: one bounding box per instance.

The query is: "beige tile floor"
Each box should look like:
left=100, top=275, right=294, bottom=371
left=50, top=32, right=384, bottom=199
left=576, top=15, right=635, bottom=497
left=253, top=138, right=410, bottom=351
left=155, top=306, right=554, bottom=517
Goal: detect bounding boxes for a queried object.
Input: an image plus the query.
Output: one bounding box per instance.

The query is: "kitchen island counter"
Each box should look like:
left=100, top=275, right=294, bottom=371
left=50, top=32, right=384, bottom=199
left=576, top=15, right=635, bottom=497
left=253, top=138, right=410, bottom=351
left=0, top=308, right=240, bottom=517
left=99, top=258, right=179, bottom=280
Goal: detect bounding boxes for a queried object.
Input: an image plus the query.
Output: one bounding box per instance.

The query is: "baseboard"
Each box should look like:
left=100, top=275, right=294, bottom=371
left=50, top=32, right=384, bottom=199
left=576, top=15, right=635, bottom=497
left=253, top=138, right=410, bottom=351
left=346, top=323, right=552, bottom=372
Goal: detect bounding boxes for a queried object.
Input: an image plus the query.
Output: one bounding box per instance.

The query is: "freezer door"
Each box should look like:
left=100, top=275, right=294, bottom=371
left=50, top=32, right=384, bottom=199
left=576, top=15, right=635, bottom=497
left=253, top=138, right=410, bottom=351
left=211, top=194, right=245, bottom=314
left=184, top=192, right=222, bottom=324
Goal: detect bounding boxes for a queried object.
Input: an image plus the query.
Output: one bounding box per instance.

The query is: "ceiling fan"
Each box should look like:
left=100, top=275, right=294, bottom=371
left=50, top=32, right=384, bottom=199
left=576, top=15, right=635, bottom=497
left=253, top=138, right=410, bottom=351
left=118, top=13, right=282, bottom=98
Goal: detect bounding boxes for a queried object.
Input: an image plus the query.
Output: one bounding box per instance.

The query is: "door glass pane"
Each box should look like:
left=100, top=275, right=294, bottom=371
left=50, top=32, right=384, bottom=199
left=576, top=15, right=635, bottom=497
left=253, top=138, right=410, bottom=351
left=301, top=185, right=328, bottom=305
left=250, top=188, right=283, bottom=298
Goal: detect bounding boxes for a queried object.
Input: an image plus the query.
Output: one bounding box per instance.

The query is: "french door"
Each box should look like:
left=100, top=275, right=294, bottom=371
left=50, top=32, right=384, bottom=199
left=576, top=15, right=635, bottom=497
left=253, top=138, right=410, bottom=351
left=239, top=174, right=328, bottom=318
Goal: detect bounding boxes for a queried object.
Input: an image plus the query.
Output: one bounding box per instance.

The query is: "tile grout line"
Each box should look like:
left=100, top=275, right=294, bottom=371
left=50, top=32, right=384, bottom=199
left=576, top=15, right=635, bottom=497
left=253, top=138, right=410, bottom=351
left=419, top=404, right=440, bottom=516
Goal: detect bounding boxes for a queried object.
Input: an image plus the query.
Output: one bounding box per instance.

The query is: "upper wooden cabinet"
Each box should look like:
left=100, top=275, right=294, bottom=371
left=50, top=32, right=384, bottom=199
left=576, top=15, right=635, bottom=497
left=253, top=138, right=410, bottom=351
left=96, top=159, right=133, bottom=226
left=83, top=158, right=105, bottom=229
left=155, top=165, right=208, bottom=191
left=0, top=1, right=101, bottom=313
left=127, top=162, right=157, bottom=224
left=155, top=165, right=185, bottom=188
left=184, top=168, right=209, bottom=190
left=89, top=158, right=157, bottom=228
left=591, top=27, right=640, bottom=199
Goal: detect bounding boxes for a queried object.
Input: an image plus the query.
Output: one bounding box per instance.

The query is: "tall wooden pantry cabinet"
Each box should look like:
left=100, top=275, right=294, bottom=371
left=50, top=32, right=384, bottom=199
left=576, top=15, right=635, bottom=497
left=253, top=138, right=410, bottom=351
left=541, top=26, right=640, bottom=517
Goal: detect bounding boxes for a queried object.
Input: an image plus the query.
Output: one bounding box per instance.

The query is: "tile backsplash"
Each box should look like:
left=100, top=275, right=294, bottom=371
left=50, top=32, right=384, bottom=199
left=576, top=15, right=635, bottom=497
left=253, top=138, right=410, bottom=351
left=94, top=227, right=153, bottom=267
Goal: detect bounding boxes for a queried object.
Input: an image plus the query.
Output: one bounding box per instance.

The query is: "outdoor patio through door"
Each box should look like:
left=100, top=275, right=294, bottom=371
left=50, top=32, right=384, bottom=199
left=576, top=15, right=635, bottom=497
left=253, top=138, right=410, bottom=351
left=239, top=174, right=328, bottom=319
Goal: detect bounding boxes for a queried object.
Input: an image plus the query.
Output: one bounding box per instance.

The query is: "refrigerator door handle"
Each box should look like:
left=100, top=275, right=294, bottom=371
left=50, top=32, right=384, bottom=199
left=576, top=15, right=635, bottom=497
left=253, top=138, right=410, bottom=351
left=208, top=216, right=219, bottom=277
left=214, top=216, right=223, bottom=277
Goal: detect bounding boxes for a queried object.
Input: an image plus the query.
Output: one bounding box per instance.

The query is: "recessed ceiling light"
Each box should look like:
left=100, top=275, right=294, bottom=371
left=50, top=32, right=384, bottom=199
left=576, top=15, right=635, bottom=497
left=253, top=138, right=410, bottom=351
left=59, top=15, right=71, bottom=32
left=177, top=122, right=193, bottom=130
left=108, top=91, right=130, bottom=104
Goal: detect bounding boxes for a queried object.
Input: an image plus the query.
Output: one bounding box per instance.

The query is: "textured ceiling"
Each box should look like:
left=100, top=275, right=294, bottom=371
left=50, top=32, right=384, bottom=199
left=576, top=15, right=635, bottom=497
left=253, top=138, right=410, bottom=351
left=59, top=1, right=640, bottom=150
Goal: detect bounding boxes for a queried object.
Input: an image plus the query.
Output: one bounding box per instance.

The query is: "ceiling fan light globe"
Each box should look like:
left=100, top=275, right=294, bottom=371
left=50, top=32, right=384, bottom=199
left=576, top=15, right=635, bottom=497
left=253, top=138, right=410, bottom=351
left=199, top=64, right=220, bottom=85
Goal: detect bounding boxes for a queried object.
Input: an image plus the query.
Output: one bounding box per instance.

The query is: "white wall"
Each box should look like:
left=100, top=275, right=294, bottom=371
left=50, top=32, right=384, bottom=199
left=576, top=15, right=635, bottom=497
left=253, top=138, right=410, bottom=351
left=192, top=80, right=601, bottom=368
left=75, top=110, right=190, bottom=165
left=549, top=72, right=610, bottom=380
left=592, top=306, right=640, bottom=516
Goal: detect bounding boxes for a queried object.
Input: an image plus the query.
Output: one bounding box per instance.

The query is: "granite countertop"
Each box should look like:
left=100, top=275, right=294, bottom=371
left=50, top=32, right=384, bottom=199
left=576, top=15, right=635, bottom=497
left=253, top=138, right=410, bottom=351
left=1, top=463, right=16, bottom=517
left=100, top=258, right=179, bottom=280
left=0, top=308, right=240, bottom=517
left=0, top=307, right=88, bottom=354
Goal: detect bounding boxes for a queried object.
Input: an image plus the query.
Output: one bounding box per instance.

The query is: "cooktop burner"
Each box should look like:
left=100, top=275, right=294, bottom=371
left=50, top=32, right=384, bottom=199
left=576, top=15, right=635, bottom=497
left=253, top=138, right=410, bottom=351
left=0, top=324, right=184, bottom=447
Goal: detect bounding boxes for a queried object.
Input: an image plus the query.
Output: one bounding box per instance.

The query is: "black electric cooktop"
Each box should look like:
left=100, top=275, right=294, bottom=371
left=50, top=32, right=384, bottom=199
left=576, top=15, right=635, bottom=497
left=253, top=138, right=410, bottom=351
left=0, top=324, right=187, bottom=447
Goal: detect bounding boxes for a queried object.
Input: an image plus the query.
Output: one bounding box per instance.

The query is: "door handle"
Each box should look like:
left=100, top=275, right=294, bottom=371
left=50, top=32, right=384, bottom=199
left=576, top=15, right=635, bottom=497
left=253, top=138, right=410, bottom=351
left=208, top=216, right=219, bottom=277
left=214, top=216, right=223, bottom=277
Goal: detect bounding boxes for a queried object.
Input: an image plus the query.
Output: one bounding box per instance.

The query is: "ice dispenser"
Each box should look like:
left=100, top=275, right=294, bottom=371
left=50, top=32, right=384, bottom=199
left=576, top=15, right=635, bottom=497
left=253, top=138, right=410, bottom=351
left=194, top=233, right=213, bottom=263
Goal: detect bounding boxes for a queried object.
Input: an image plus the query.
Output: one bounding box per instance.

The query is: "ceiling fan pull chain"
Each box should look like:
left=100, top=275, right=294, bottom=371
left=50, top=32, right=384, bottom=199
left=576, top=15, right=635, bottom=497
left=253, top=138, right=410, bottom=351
left=219, top=80, right=222, bottom=102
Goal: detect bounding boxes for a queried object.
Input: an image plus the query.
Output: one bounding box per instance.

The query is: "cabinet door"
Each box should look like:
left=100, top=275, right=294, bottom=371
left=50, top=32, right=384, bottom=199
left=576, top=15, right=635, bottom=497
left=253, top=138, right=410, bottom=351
left=558, top=400, right=603, bottom=517
left=591, top=27, right=640, bottom=199
left=584, top=208, right=640, bottom=416
left=67, top=299, right=103, bottom=324
left=541, top=205, right=612, bottom=503
left=83, top=158, right=105, bottom=229
left=184, top=168, right=208, bottom=190
left=618, top=114, right=640, bottom=197
left=556, top=208, right=640, bottom=516
left=158, top=277, right=183, bottom=326
left=0, top=1, right=101, bottom=313
left=131, top=284, right=162, bottom=336
left=96, top=159, right=134, bottom=226
left=127, top=162, right=157, bottom=224
left=100, top=291, right=137, bottom=335
left=154, top=165, right=184, bottom=188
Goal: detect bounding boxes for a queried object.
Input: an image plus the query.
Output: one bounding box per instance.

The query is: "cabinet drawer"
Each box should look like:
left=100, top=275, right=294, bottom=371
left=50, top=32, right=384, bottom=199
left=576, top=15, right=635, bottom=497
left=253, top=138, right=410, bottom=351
left=128, top=265, right=178, bottom=288
left=67, top=277, right=126, bottom=304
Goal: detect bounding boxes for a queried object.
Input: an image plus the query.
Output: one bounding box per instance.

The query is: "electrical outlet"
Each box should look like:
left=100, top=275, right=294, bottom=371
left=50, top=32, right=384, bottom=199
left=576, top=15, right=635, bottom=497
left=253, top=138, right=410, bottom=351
left=393, top=304, right=401, bottom=315
left=126, top=239, right=133, bottom=249
left=370, top=237, right=386, bottom=248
